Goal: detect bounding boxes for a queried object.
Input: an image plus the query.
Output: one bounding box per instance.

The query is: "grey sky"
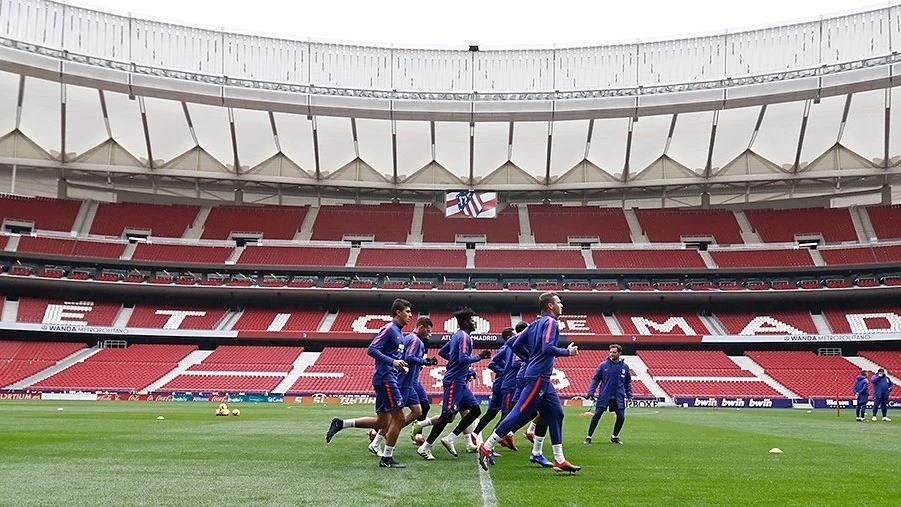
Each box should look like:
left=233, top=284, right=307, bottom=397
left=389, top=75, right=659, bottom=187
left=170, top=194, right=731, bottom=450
left=73, top=0, right=892, bottom=48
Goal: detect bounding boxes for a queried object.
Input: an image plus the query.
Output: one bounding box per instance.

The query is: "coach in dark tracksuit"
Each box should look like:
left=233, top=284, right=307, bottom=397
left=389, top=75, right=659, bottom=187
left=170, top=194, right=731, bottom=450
left=585, top=343, right=632, bottom=444
left=871, top=368, right=893, bottom=422
left=853, top=370, right=869, bottom=421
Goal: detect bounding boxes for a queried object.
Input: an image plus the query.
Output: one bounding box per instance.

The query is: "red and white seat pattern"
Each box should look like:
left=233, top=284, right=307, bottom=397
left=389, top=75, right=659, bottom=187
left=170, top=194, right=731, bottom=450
left=16, top=298, right=122, bottom=326
left=126, top=305, right=227, bottom=330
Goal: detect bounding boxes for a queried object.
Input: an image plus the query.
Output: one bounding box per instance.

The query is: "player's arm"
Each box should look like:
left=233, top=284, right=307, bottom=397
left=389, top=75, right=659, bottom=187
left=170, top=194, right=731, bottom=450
left=404, top=339, right=428, bottom=366
left=462, top=335, right=486, bottom=364
left=624, top=364, right=633, bottom=400
left=438, top=341, right=451, bottom=360
left=539, top=318, right=570, bottom=357
left=587, top=362, right=603, bottom=399
left=487, top=344, right=507, bottom=374
left=366, top=329, right=397, bottom=365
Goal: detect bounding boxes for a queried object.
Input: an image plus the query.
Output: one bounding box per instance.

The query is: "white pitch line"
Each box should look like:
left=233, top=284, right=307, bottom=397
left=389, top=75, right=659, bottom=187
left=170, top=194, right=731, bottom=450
left=478, top=462, right=498, bottom=507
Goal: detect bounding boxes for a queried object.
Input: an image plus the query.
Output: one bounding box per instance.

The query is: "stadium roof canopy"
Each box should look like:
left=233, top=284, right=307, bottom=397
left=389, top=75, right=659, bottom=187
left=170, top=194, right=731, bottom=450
left=0, top=0, right=899, bottom=206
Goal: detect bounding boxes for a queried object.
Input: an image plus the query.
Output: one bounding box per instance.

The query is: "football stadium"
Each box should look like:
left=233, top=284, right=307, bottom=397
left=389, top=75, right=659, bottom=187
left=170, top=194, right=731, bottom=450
left=1, top=0, right=901, bottom=505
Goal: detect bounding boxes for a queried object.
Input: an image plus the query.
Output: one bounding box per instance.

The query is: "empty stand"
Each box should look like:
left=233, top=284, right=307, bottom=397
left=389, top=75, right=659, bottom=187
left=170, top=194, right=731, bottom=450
left=201, top=205, right=307, bottom=240
left=159, top=375, right=283, bottom=393
left=356, top=248, right=466, bottom=268
left=715, top=311, right=817, bottom=335
left=866, top=205, right=901, bottom=240
left=634, top=209, right=743, bottom=244
left=656, top=380, right=783, bottom=398
left=820, top=247, right=877, bottom=266
left=592, top=249, right=706, bottom=269
left=527, top=206, right=632, bottom=244
left=17, top=298, right=121, bottom=326
left=237, top=246, right=350, bottom=266
left=857, top=352, right=901, bottom=384
left=617, top=313, right=708, bottom=336
left=0, top=340, right=85, bottom=388
left=90, top=202, right=200, bottom=238
left=421, top=205, right=519, bottom=243
left=744, top=208, right=857, bottom=243
left=475, top=249, right=586, bottom=269
left=330, top=310, right=404, bottom=334
left=638, top=350, right=749, bottom=376
left=744, top=351, right=859, bottom=397
left=0, top=195, right=81, bottom=232
left=131, top=243, right=233, bottom=264
left=31, top=344, right=196, bottom=392
left=823, top=308, right=901, bottom=334
left=873, top=245, right=901, bottom=263
left=709, top=249, right=814, bottom=268
left=232, top=309, right=324, bottom=332
left=187, top=346, right=303, bottom=373
left=127, top=305, right=227, bottom=330
left=16, top=236, right=125, bottom=259
left=310, top=204, right=413, bottom=243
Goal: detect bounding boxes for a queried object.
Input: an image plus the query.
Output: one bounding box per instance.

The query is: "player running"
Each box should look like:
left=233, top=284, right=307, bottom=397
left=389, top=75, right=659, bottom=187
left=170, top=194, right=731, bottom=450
left=326, top=298, right=411, bottom=468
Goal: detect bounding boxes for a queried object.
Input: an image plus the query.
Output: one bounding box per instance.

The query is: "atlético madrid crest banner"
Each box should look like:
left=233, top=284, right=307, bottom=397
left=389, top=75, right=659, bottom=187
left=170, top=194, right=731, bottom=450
left=445, top=191, right=497, bottom=219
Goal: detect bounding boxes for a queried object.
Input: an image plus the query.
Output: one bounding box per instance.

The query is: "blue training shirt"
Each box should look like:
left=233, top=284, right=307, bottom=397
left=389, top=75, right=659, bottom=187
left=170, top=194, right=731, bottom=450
left=872, top=374, right=893, bottom=397
left=438, top=328, right=482, bottom=383
left=497, top=332, right=524, bottom=391
left=515, top=313, right=570, bottom=380
left=587, top=357, right=633, bottom=404
left=853, top=375, right=869, bottom=398
left=398, top=332, right=428, bottom=388
left=367, top=320, right=405, bottom=383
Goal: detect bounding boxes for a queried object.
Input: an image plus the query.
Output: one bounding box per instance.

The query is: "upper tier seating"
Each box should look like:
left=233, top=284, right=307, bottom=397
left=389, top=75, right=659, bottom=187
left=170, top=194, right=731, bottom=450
left=634, top=209, right=743, bottom=244
left=819, top=247, right=877, bottom=266
left=865, top=205, right=901, bottom=240
left=617, top=314, right=709, bottom=336
left=0, top=195, right=81, bottom=232
left=421, top=205, right=519, bottom=243
left=475, top=249, right=586, bottom=269
left=823, top=308, right=901, bottom=334
left=356, top=248, right=466, bottom=268
left=127, top=305, right=227, bottom=330
left=744, top=208, right=858, bottom=243
left=90, top=202, right=200, bottom=238
left=527, top=205, right=632, bottom=244
left=16, top=298, right=121, bottom=326
left=201, top=205, right=308, bottom=240
left=311, top=204, right=413, bottom=243
left=231, top=309, right=325, bottom=332
left=16, top=236, right=125, bottom=259
left=131, top=243, right=234, bottom=264
left=715, top=311, right=818, bottom=335
left=709, top=249, right=814, bottom=268
left=236, top=246, right=350, bottom=266
left=592, top=249, right=706, bottom=269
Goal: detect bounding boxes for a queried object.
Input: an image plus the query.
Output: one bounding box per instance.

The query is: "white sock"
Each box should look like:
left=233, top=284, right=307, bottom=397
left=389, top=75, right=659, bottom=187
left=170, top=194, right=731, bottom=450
left=371, top=433, right=385, bottom=447
left=552, top=444, right=565, bottom=463
left=382, top=445, right=394, bottom=458
left=506, top=431, right=514, bottom=437
left=532, top=436, right=545, bottom=456
left=343, top=419, right=355, bottom=428
left=419, top=418, right=433, bottom=428
left=471, top=418, right=481, bottom=430
left=527, top=422, right=537, bottom=434
left=418, top=441, right=432, bottom=451
left=444, top=432, right=457, bottom=443
left=484, top=432, right=501, bottom=451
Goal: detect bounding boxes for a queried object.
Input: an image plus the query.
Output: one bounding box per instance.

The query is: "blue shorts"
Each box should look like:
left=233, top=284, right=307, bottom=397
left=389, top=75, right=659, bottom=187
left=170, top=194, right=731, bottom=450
left=401, top=383, right=429, bottom=407
left=487, top=383, right=504, bottom=412
left=441, top=381, right=478, bottom=414
left=373, top=380, right=404, bottom=413
left=596, top=397, right=622, bottom=413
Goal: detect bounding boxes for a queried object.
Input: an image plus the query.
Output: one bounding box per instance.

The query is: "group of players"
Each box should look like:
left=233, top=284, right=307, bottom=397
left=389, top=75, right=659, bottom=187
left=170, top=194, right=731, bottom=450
left=325, top=291, right=634, bottom=471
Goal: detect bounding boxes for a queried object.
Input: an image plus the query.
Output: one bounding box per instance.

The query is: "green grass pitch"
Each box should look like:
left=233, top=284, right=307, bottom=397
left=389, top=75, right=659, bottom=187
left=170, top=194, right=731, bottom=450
left=0, top=401, right=899, bottom=507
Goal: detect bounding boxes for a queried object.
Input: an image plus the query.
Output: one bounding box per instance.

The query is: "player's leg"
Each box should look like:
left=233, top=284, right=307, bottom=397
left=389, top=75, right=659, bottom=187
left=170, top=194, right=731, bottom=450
left=524, top=414, right=541, bottom=442
left=327, top=384, right=391, bottom=442
left=610, top=399, right=625, bottom=444
left=378, top=382, right=407, bottom=468
left=418, top=382, right=457, bottom=459
left=539, top=386, right=580, bottom=472
left=444, top=385, right=481, bottom=445
left=585, top=399, right=608, bottom=443
left=881, top=395, right=891, bottom=420
left=480, top=378, right=543, bottom=469
left=873, top=396, right=881, bottom=420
